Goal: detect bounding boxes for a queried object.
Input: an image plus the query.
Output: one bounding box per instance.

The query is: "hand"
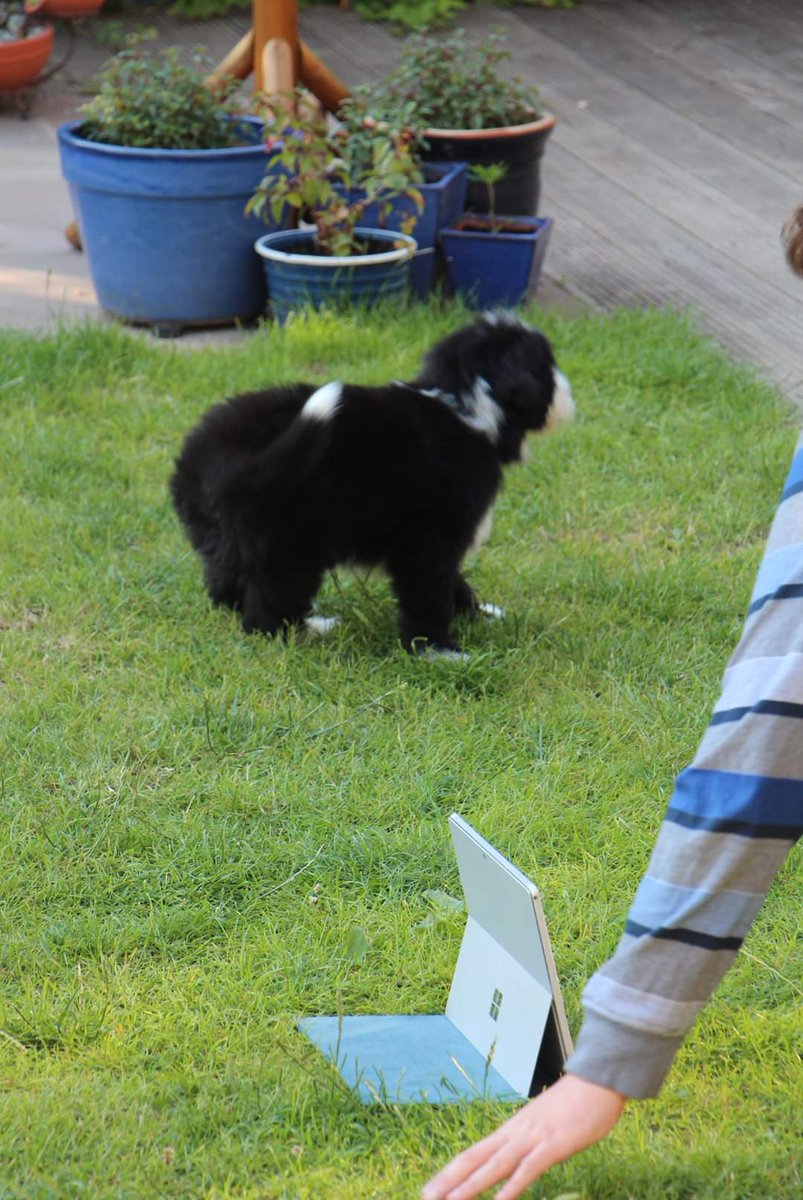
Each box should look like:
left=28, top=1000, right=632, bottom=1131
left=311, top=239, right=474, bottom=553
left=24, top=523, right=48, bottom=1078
left=421, top=1073, right=627, bottom=1200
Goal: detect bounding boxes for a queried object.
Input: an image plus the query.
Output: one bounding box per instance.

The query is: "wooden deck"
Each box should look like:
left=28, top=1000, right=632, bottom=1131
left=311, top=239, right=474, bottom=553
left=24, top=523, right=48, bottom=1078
left=22, top=1, right=803, bottom=403
left=299, top=0, right=803, bottom=405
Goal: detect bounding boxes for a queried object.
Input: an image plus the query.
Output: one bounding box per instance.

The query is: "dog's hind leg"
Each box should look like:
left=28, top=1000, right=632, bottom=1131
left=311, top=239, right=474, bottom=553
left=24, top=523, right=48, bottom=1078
left=240, top=567, right=322, bottom=638
left=454, top=573, right=480, bottom=616
left=454, top=574, right=505, bottom=622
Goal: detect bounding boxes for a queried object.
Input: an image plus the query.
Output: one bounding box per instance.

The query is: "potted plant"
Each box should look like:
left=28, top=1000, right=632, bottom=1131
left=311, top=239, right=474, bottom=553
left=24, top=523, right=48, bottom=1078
left=250, top=90, right=422, bottom=325
left=356, top=30, right=555, bottom=218
left=335, top=93, right=468, bottom=299
left=37, top=0, right=105, bottom=18
left=440, top=163, right=553, bottom=309
left=0, top=4, right=54, bottom=95
left=57, top=35, right=286, bottom=335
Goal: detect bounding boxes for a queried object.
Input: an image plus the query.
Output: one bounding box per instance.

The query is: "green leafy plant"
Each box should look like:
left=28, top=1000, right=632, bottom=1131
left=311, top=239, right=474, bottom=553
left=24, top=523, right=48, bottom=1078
left=247, top=89, right=424, bottom=258
left=354, top=29, right=542, bottom=131
left=78, top=32, right=244, bottom=150
left=165, top=0, right=575, bottom=28
left=469, top=162, right=508, bottom=226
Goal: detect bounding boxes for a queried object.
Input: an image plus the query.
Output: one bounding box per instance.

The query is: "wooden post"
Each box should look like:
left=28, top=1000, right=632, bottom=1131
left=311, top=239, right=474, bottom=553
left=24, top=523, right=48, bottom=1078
left=202, top=0, right=350, bottom=113
left=204, top=29, right=254, bottom=92
left=299, top=40, right=350, bottom=114
left=253, top=0, right=299, bottom=92
left=262, top=36, right=295, bottom=98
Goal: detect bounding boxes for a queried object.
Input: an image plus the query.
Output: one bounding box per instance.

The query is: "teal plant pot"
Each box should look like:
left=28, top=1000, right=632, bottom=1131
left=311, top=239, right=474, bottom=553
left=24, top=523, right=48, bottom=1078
left=254, top=227, right=416, bottom=325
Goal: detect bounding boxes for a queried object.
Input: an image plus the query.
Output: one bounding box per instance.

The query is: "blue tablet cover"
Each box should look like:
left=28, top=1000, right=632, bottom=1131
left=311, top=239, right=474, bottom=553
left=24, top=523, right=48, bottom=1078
left=298, top=1014, right=524, bottom=1105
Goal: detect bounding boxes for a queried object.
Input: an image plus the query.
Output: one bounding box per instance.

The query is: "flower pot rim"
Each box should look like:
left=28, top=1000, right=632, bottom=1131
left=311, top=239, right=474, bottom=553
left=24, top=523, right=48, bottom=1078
left=255, top=227, right=417, bottom=269
left=423, top=112, right=556, bottom=142
left=443, top=214, right=553, bottom=239
left=0, top=21, right=54, bottom=51
left=0, top=21, right=54, bottom=48
left=57, top=115, right=266, bottom=160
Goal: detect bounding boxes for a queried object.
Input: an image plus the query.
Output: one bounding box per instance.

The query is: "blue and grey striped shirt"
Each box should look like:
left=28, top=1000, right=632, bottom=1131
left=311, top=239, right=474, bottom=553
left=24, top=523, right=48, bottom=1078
left=567, top=432, right=803, bottom=1098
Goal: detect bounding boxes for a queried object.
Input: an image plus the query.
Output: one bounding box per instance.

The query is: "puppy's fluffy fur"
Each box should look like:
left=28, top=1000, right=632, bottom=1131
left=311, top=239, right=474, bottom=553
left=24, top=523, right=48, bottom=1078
left=782, top=203, right=803, bottom=277
left=170, top=314, right=574, bottom=655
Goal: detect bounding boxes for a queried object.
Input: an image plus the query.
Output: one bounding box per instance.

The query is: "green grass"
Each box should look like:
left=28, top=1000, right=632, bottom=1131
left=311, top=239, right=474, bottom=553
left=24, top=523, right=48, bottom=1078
left=0, top=303, right=800, bottom=1200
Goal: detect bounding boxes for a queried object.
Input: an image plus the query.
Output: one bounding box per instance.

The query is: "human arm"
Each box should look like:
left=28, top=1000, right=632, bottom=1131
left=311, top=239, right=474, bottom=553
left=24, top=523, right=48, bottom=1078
left=424, top=431, right=803, bottom=1196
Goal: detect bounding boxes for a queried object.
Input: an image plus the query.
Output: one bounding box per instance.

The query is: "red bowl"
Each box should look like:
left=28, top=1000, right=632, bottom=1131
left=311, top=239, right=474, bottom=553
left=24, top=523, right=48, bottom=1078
left=0, top=25, right=55, bottom=92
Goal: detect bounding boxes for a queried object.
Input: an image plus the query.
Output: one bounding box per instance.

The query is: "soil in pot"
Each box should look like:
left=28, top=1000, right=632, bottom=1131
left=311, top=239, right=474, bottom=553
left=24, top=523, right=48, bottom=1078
left=450, top=216, right=538, bottom=235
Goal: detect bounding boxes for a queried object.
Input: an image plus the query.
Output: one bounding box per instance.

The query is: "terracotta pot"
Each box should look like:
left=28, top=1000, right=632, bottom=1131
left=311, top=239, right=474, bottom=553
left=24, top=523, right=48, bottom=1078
left=421, top=112, right=557, bottom=217
left=38, top=0, right=105, bottom=16
left=0, top=24, right=54, bottom=92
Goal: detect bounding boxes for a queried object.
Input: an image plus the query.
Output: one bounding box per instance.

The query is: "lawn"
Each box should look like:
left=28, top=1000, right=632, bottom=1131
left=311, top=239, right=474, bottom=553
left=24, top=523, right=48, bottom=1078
left=0, top=304, right=800, bottom=1200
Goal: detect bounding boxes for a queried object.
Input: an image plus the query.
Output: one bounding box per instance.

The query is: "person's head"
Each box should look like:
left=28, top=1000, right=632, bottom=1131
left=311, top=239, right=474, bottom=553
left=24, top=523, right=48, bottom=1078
left=781, top=204, right=803, bottom=277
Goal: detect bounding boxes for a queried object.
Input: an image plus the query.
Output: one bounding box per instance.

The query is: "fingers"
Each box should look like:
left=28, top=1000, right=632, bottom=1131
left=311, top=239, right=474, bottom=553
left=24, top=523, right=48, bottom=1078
left=446, top=1138, right=544, bottom=1200
left=494, top=1137, right=573, bottom=1200
left=421, top=1129, right=514, bottom=1200
left=422, top=1075, right=627, bottom=1200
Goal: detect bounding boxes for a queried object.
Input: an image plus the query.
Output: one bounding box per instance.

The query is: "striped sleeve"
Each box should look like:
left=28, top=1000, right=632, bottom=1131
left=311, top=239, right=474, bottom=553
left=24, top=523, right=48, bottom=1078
left=566, top=432, right=803, bottom=1098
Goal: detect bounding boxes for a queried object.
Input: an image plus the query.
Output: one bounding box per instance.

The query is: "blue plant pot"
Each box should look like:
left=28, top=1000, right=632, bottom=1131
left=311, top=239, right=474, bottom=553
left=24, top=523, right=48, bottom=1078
left=254, top=227, right=416, bottom=326
left=440, top=216, right=554, bottom=309
left=57, top=117, right=285, bottom=332
left=353, top=162, right=468, bottom=298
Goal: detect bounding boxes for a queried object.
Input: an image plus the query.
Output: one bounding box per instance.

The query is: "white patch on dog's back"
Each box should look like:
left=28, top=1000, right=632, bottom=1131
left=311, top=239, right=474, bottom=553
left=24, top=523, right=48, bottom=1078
left=544, top=368, right=575, bottom=432
left=460, top=377, right=503, bottom=441
left=302, top=381, right=343, bottom=422
left=481, top=309, right=528, bottom=331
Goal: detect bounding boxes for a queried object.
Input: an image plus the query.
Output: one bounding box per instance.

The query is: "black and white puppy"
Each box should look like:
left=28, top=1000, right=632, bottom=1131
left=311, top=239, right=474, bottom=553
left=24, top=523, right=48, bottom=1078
left=170, top=313, right=574, bottom=656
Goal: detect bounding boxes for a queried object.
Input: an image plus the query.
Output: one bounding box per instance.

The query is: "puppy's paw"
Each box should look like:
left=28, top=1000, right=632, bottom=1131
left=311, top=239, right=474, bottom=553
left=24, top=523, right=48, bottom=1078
left=413, top=640, right=470, bottom=663
left=304, top=614, right=341, bottom=636
left=479, top=602, right=505, bottom=620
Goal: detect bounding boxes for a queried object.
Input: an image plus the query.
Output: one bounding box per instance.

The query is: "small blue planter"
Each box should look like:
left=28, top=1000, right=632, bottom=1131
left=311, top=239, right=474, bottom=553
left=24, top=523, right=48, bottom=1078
left=353, top=162, right=468, bottom=298
left=254, top=227, right=416, bottom=326
left=440, top=216, right=554, bottom=309
left=57, top=117, right=285, bottom=333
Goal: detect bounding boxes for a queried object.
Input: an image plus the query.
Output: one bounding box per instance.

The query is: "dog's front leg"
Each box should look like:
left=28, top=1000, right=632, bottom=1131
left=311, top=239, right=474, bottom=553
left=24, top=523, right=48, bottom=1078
left=240, top=567, right=323, bottom=639
left=241, top=579, right=282, bottom=637
left=389, top=554, right=463, bottom=657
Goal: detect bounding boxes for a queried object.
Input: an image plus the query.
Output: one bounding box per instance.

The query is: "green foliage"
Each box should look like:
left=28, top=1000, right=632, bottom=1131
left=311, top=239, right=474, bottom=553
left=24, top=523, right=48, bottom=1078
left=163, top=0, right=576, bottom=30
left=351, top=0, right=469, bottom=29
left=248, top=89, right=423, bottom=256
left=350, top=0, right=578, bottom=24
left=353, top=30, right=542, bottom=134
left=468, top=161, right=508, bottom=222
left=0, top=306, right=799, bottom=1199
left=78, top=31, right=244, bottom=150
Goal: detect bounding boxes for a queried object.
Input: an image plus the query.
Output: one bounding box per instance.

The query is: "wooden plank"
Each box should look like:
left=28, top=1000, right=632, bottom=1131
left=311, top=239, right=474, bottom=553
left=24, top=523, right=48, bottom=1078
left=490, top=14, right=799, bottom=220
left=602, top=0, right=803, bottom=128
left=540, top=144, right=803, bottom=392
left=506, top=4, right=803, bottom=182
left=543, top=93, right=801, bottom=304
